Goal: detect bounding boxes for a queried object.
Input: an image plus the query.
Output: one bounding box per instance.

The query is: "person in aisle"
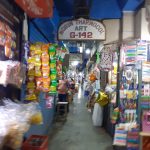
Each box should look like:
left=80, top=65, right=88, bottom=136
left=69, top=78, right=75, bottom=101
left=57, top=73, right=68, bottom=102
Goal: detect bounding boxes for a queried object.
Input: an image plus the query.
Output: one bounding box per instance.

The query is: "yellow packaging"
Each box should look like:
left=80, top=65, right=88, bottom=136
left=28, top=69, right=35, bottom=76
left=34, top=44, right=42, bottom=55
left=42, top=44, right=49, bottom=53
left=35, top=66, right=42, bottom=77
left=30, top=45, right=36, bottom=51
left=50, top=85, right=57, bottom=92
left=27, top=82, right=36, bottom=89
left=50, top=63, right=56, bottom=69
left=27, top=57, right=35, bottom=63
left=30, top=112, right=43, bottom=124
left=50, top=74, right=57, bottom=80
left=26, top=94, right=37, bottom=101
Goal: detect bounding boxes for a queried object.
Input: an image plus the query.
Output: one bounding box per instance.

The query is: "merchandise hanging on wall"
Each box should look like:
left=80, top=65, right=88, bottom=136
left=26, top=42, right=67, bottom=101
left=113, top=40, right=150, bottom=150
left=99, top=48, right=113, bottom=71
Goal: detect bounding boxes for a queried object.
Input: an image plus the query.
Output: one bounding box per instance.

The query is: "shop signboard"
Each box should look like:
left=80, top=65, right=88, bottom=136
left=58, top=18, right=105, bottom=41
left=15, top=0, right=53, bottom=18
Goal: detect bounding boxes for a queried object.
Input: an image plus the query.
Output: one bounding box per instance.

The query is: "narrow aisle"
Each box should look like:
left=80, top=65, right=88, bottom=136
left=49, top=87, right=113, bottom=150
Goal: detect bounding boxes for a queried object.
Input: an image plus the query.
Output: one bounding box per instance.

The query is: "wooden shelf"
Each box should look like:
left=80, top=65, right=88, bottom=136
left=140, top=132, right=150, bottom=136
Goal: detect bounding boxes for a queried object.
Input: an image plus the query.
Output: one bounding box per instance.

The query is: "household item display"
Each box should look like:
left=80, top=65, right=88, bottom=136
left=113, top=40, right=150, bottom=149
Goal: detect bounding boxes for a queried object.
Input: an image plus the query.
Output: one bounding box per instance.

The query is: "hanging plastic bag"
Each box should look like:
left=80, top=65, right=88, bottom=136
left=92, top=103, right=103, bottom=126
left=96, top=91, right=109, bottom=106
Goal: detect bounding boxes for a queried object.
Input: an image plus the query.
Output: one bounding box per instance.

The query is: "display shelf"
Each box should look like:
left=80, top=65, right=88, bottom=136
left=113, top=145, right=126, bottom=150
left=140, top=132, right=150, bottom=150
left=140, top=132, right=150, bottom=136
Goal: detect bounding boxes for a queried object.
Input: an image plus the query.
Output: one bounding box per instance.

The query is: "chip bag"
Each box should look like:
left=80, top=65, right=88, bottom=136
left=49, top=45, right=56, bottom=57
left=41, top=52, right=49, bottom=66
left=42, top=65, right=50, bottom=77
left=50, top=59, right=56, bottom=69
left=41, top=44, right=49, bottom=53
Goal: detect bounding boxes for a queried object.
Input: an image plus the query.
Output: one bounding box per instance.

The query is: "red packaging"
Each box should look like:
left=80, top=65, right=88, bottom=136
left=22, top=135, right=48, bottom=150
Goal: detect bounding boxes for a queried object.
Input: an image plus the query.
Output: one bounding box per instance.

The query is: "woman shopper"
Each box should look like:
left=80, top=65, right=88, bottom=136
left=57, top=74, right=69, bottom=113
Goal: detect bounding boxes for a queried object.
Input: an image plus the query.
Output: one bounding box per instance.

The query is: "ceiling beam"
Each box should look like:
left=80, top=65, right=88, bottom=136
left=30, top=19, right=50, bottom=43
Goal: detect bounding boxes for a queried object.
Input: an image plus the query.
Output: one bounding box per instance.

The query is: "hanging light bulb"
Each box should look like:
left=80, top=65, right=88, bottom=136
left=85, top=48, right=90, bottom=54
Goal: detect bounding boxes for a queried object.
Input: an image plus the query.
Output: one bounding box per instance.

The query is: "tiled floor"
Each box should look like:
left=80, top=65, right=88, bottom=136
left=48, top=87, right=113, bottom=150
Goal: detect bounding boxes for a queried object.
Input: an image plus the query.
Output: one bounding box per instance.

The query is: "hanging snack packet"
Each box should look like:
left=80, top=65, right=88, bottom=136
left=30, top=44, right=36, bottom=51
left=50, top=69, right=57, bottom=80
left=27, top=57, right=35, bottom=65
left=5, top=38, right=12, bottom=58
left=49, top=82, right=57, bottom=94
left=51, top=80, right=57, bottom=86
left=42, top=65, right=50, bottom=77
left=42, top=77, right=50, bottom=92
left=42, top=44, right=49, bottom=53
left=49, top=85, right=57, bottom=94
left=34, top=55, right=41, bottom=66
left=61, top=47, right=67, bottom=59
left=28, top=68, right=35, bottom=76
left=26, top=85, right=37, bottom=101
left=29, top=44, right=36, bottom=56
left=26, top=93, right=37, bottom=101
left=35, top=66, right=42, bottom=77
left=41, top=52, right=49, bottom=66
left=27, top=82, right=36, bottom=89
left=27, top=57, right=35, bottom=76
left=50, top=59, right=56, bottom=69
left=49, top=45, right=56, bottom=57
left=35, top=77, right=43, bottom=91
left=27, top=76, right=35, bottom=83
left=34, top=44, right=42, bottom=55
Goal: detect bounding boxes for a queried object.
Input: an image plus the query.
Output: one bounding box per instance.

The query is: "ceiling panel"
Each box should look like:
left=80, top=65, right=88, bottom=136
left=90, top=0, right=121, bottom=19
left=54, top=0, right=74, bottom=17
left=123, top=0, right=144, bottom=11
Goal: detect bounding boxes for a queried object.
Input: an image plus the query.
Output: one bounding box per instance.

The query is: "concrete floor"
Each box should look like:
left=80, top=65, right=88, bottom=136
left=48, top=88, right=113, bottom=150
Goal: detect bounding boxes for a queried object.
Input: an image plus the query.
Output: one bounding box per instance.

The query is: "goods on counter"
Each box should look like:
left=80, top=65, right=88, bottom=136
left=0, top=99, right=43, bottom=149
left=113, top=124, right=127, bottom=146
left=113, top=123, right=139, bottom=147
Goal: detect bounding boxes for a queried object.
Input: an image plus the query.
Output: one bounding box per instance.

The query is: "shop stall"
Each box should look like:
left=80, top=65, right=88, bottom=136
left=112, top=40, right=150, bottom=150
left=0, top=1, right=29, bottom=149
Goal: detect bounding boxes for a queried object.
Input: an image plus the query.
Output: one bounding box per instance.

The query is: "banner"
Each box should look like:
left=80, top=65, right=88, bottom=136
left=15, top=0, right=53, bottom=18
